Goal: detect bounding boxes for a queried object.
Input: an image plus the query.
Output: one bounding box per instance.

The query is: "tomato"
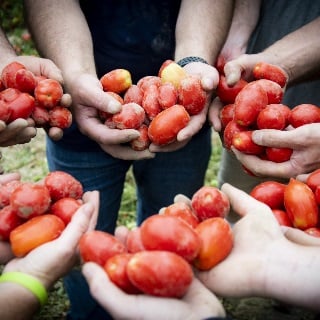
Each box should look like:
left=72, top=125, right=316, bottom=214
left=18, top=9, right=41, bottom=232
left=10, top=182, right=51, bottom=219
left=148, top=104, right=190, bottom=146
left=253, top=62, right=288, bottom=88
left=272, top=209, right=293, bottom=227
left=0, top=180, right=22, bottom=208
left=127, top=250, right=193, bottom=297
left=100, top=69, right=132, bottom=94
left=0, top=205, right=24, bottom=241
left=315, top=186, right=320, bottom=205
left=219, top=103, right=234, bottom=129
left=158, top=60, right=187, bottom=89
left=142, top=84, right=162, bottom=120
left=79, top=230, right=127, bottom=266
left=1, top=61, right=26, bottom=88
left=304, top=227, right=320, bottom=238
left=34, top=78, right=63, bottom=109
left=32, top=105, right=50, bottom=127
left=257, top=104, right=286, bottom=130
left=284, top=178, right=319, bottom=230
left=191, top=186, right=230, bottom=221
left=265, top=147, right=293, bottom=163
left=14, top=68, right=37, bottom=93
left=233, top=81, right=268, bottom=127
left=193, top=217, right=233, bottom=270
left=123, top=85, right=143, bottom=105
left=215, top=54, right=226, bottom=75
left=254, top=79, right=284, bottom=104
left=250, top=181, right=286, bottom=210
left=178, top=75, right=206, bottom=115
left=216, top=75, right=247, bottom=104
left=104, top=253, right=141, bottom=294
left=137, top=76, right=161, bottom=93
left=140, top=214, right=201, bottom=262
left=162, top=202, right=199, bottom=229
left=130, top=124, right=151, bottom=151
left=10, top=214, right=65, bottom=257
left=306, top=168, right=320, bottom=192
left=112, top=102, right=146, bottom=129
left=158, top=82, right=178, bottom=109
left=222, top=119, right=246, bottom=150
left=48, top=106, right=72, bottom=129
left=126, top=227, right=145, bottom=253
left=44, top=171, right=83, bottom=201
left=232, top=130, right=265, bottom=155
left=7, top=92, right=35, bottom=122
left=50, top=197, right=82, bottom=225
left=289, top=104, right=320, bottom=128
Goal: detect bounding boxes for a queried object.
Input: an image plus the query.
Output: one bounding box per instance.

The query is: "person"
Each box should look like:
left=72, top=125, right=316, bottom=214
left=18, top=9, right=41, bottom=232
left=82, top=183, right=320, bottom=320
left=0, top=172, right=99, bottom=320
left=0, top=27, right=71, bottom=143
left=209, top=1, right=320, bottom=209
left=24, top=1, right=234, bottom=319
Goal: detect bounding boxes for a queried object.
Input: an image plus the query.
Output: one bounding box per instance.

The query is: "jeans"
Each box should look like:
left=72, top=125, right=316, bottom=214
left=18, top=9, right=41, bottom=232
left=46, top=124, right=212, bottom=320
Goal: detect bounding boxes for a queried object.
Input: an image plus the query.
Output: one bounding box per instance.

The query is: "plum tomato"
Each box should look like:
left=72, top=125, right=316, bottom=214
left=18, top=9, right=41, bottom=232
left=253, top=62, right=288, bottom=88
left=0, top=205, right=24, bottom=241
left=112, top=102, right=146, bottom=129
left=126, top=227, right=145, bottom=253
left=50, top=197, right=82, bottom=225
left=271, top=209, right=293, bottom=227
left=34, top=78, right=63, bottom=109
left=265, top=147, right=293, bottom=163
left=289, top=104, right=320, bottom=128
left=222, top=119, right=246, bottom=150
left=306, top=168, right=320, bottom=192
left=216, top=75, right=247, bottom=104
left=100, top=69, right=132, bottom=94
left=232, top=130, right=265, bottom=155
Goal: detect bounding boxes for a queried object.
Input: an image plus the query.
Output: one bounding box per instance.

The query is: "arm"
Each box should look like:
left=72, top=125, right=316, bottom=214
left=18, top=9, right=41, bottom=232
left=0, top=190, right=99, bottom=320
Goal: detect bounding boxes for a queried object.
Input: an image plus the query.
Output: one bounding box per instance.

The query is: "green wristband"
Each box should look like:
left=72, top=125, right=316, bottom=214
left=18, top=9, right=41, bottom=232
left=0, top=272, right=48, bottom=307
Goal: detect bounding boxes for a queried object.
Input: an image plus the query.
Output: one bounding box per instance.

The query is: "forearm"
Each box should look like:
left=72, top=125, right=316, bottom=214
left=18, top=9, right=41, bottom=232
left=24, top=0, right=96, bottom=84
left=0, top=283, right=40, bottom=319
left=175, top=0, right=234, bottom=65
left=263, top=242, right=320, bottom=311
left=0, top=28, right=18, bottom=69
left=261, top=17, right=320, bottom=86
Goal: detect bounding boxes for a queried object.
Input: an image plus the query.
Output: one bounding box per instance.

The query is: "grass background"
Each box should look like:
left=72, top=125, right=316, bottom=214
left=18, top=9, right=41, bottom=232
left=1, top=1, right=318, bottom=319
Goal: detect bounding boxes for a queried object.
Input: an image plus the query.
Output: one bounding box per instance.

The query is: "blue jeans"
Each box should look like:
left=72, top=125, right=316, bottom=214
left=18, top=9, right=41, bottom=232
left=46, top=124, right=212, bottom=320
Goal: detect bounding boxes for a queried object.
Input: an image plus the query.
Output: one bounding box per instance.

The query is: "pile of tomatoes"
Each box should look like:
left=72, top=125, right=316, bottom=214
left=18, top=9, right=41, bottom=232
left=217, top=61, right=320, bottom=164
left=79, top=185, right=233, bottom=298
left=250, top=168, right=320, bottom=236
left=0, top=61, right=72, bottom=129
left=0, top=171, right=83, bottom=257
left=98, top=60, right=207, bottom=150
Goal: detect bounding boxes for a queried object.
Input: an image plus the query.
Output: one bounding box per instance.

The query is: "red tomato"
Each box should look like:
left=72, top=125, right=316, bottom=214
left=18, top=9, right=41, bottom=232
left=158, top=82, right=178, bottom=109
left=216, top=75, right=247, bottom=104
left=50, top=197, right=82, bottom=225
left=306, top=168, right=320, bottom=192
left=253, top=62, right=288, bottom=88
left=142, top=84, right=162, bottom=120
left=140, top=214, right=201, bottom=262
left=191, top=186, right=230, bottom=221
left=130, top=124, right=151, bottom=151
left=193, top=217, right=233, bottom=270
left=1, top=61, right=26, bottom=88
left=79, top=230, right=127, bottom=266
left=14, top=68, right=37, bottom=93
left=284, top=178, right=319, bottom=230
left=272, top=209, right=293, bottom=227
left=219, top=103, right=234, bottom=129
left=0, top=205, right=24, bottom=241
left=304, top=227, right=320, bottom=238
left=0, top=180, right=22, bottom=208
left=265, top=147, right=293, bottom=163
left=158, top=60, right=187, bottom=89
left=34, top=79, right=63, bottom=108
left=254, top=79, right=284, bottom=104
left=44, top=171, right=83, bottom=201
left=233, top=81, right=268, bottom=127
left=104, top=253, right=141, bottom=294
left=250, top=181, right=286, bottom=210
left=222, top=119, right=246, bottom=150
left=257, top=105, right=286, bottom=130
left=10, top=182, right=51, bottom=219
left=7, top=92, right=35, bottom=122
left=232, top=130, right=265, bottom=155
left=123, top=85, right=143, bottom=105
left=215, top=54, right=226, bottom=75
left=126, top=227, right=145, bottom=253
left=148, top=104, right=190, bottom=146
left=10, top=214, right=65, bottom=257
left=100, top=69, right=132, bottom=93
left=127, top=250, right=193, bottom=297
left=32, top=105, right=50, bottom=127
left=289, top=104, right=320, bottom=128
left=48, top=106, right=72, bottom=129
left=315, top=186, right=320, bottom=205
left=178, top=75, right=206, bottom=115
left=137, top=76, right=161, bottom=93
left=162, top=202, right=199, bottom=229
left=112, top=102, right=146, bottom=129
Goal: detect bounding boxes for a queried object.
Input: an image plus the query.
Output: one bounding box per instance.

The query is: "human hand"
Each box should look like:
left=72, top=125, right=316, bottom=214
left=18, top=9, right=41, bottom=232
left=82, top=261, right=225, bottom=320
left=3, top=190, right=99, bottom=289
left=65, top=73, right=155, bottom=160
left=150, top=62, right=218, bottom=153
left=231, top=123, right=320, bottom=179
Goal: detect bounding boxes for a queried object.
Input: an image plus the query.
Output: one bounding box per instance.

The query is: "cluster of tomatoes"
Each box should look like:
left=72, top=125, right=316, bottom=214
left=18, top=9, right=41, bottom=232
left=250, top=168, right=320, bottom=237
left=79, top=185, right=233, bottom=298
left=0, top=171, right=83, bottom=257
left=98, top=59, right=207, bottom=150
left=0, top=61, right=72, bottom=129
left=216, top=61, right=320, bottom=164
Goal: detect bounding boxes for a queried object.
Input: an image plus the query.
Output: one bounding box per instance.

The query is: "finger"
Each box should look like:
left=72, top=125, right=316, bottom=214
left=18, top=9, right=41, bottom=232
left=224, top=61, right=243, bottom=86
left=0, top=121, right=6, bottom=132
left=114, top=225, right=130, bottom=244
left=296, top=173, right=309, bottom=182
left=0, top=172, right=21, bottom=184
left=173, top=194, right=191, bottom=205
left=60, top=93, right=72, bottom=108
left=149, top=139, right=189, bottom=152
left=208, top=97, right=224, bottom=132
left=82, top=190, right=99, bottom=231
left=48, top=127, right=64, bottom=141
left=282, top=227, right=320, bottom=246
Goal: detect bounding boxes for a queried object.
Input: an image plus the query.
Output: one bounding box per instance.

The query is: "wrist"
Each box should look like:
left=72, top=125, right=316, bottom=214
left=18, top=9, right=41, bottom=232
left=176, top=56, right=209, bottom=68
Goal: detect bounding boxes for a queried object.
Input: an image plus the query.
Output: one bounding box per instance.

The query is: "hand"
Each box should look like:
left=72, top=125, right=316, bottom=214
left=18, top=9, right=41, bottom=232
left=232, top=123, right=320, bottom=178
left=150, top=62, right=218, bottom=153
left=82, top=262, right=225, bottom=320
left=65, top=73, right=155, bottom=160
left=3, top=190, right=99, bottom=289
